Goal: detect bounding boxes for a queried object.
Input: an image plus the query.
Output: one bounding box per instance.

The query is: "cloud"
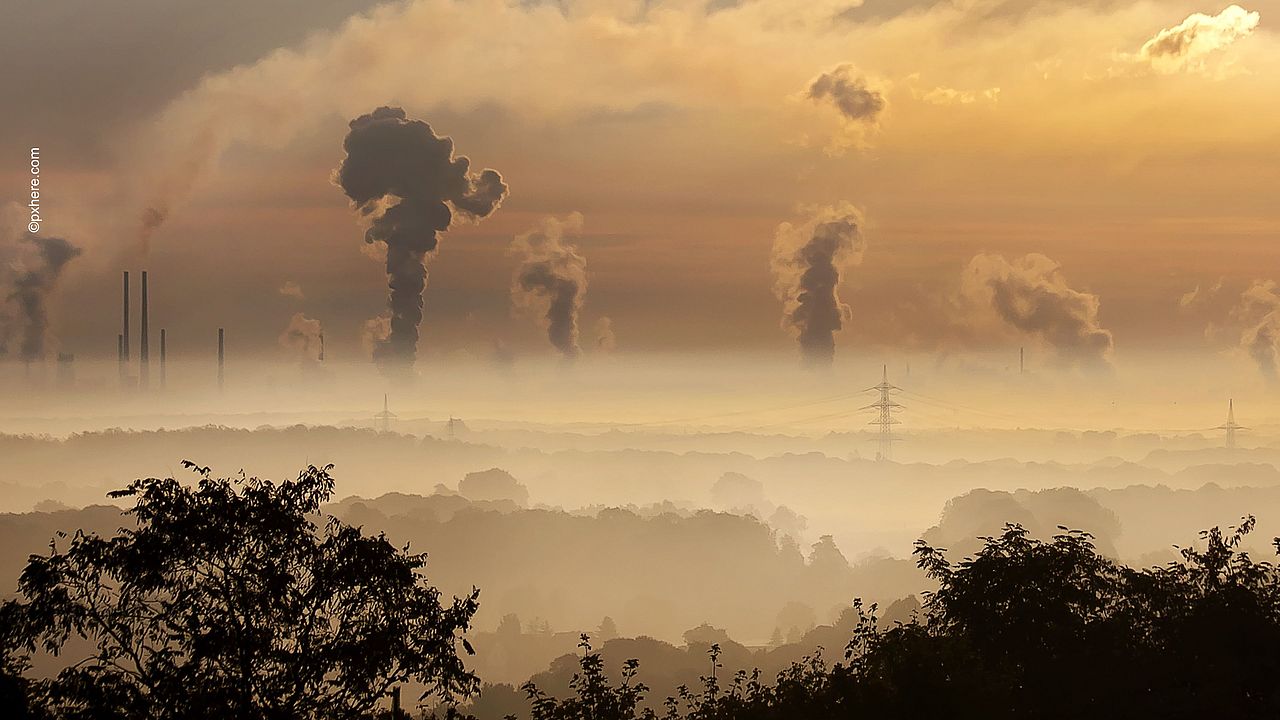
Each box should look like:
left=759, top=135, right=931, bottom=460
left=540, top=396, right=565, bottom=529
left=916, top=85, right=1001, bottom=105
left=278, top=280, right=305, bottom=300
left=1135, top=4, right=1260, bottom=74
left=771, top=204, right=867, bottom=366
left=806, top=64, right=887, bottom=123
left=959, top=253, right=1113, bottom=371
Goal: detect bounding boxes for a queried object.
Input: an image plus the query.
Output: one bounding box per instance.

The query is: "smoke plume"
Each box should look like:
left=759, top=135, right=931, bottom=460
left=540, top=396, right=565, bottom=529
left=1233, top=280, right=1280, bottom=381
left=0, top=233, right=82, bottom=362
left=595, top=317, right=618, bottom=353
left=771, top=204, right=866, bottom=366
left=278, top=312, right=324, bottom=363
left=960, top=253, right=1113, bottom=371
left=510, top=213, right=588, bottom=359
left=335, top=106, right=508, bottom=370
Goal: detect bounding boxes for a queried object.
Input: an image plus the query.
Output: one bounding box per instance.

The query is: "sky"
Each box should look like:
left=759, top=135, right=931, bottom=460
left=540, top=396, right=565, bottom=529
left=3, top=0, right=1279, bottom=379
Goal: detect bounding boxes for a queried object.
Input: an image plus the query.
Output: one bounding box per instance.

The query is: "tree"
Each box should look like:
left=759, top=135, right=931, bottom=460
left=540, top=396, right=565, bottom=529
left=1, top=463, right=480, bottom=720
left=518, top=518, right=1280, bottom=720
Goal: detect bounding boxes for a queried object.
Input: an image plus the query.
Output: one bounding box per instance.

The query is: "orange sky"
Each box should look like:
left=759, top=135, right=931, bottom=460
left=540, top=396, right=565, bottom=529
left=3, top=0, right=1279, bottom=377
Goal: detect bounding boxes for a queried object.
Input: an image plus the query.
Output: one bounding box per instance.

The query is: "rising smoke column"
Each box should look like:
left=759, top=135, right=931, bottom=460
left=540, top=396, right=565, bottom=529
left=771, top=204, right=866, bottom=366
left=0, top=234, right=82, bottom=362
left=278, top=312, right=324, bottom=364
left=509, top=213, right=588, bottom=359
left=1233, top=280, right=1280, bottom=382
left=335, top=106, right=508, bottom=370
left=960, top=253, right=1113, bottom=371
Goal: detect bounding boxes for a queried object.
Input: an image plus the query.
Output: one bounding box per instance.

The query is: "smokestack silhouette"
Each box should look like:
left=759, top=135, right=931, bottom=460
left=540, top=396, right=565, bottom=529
left=510, top=214, right=588, bottom=359
left=117, top=334, right=123, bottom=372
left=140, top=271, right=150, bottom=389
left=217, top=328, right=224, bottom=390
left=122, top=271, right=129, bottom=364
left=336, top=106, right=508, bottom=372
left=160, top=328, right=167, bottom=389
left=771, top=205, right=866, bottom=366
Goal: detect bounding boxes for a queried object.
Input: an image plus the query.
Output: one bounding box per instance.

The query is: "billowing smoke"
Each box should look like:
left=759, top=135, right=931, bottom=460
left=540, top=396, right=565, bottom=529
left=510, top=213, right=588, bottom=359
left=961, top=253, right=1113, bottom=371
left=335, top=107, right=508, bottom=370
left=0, top=233, right=82, bottom=362
left=770, top=204, right=866, bottom=366
left=1234, top=280, right=1280, bottom=381
left=595, top=317, right=618, bottom=353
left=278, top=312, right=324, bottom=364
left=806, top=65, right=885, bottom=124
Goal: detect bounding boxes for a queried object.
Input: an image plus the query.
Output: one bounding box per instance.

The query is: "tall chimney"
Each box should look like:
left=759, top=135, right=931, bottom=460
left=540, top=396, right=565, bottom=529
left=217, top=328, right=225, bottom=390
left=140, top=271, right=150, bottom=389
left=122, top=271, right=130, bottom=363
left=1020, top=346, right=1025, bottom=374
left=160, top=328, right=167, bottom=389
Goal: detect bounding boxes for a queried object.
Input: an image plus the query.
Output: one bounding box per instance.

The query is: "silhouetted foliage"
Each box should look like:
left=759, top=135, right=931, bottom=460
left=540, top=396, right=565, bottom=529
left=0, top=463, right=479, bottom=720
left=518, top=518, right=1280, bottom=719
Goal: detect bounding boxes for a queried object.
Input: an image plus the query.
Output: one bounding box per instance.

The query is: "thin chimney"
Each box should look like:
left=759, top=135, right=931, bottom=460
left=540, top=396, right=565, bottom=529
left=122, top=271, right=130, bottom=363
left=217, top=328, right=225, bottom=390
left=160, top=329, right=167, bottom=389
left=140, top=271, right=150, bottom=389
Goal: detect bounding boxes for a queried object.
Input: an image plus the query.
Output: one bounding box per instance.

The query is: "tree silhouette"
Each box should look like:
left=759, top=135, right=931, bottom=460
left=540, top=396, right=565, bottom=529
left=1, top=463, right=479, bottom=720
left=514, top=518, right=1280, bottom=720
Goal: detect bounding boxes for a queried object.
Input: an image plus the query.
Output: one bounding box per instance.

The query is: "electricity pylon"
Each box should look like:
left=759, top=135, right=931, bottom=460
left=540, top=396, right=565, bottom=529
left=862, top=365, right=903, bottom=462
left=375, top=394, right=397, bottom=433
left=1216, top=399, right=1246, bottom=449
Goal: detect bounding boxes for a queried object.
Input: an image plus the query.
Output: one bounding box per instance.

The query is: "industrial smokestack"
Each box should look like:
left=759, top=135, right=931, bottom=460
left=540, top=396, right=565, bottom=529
left=318, top=332, right=326, bottom=362
left=1020, top=346, right=1025, bottom=374
left=122, top=271, right=130, bottom=364
left=217, top=328, right=224, bottom=390
left=140, top=271, right=150, bottom=389
left=160, top=328, right=167, bottom=389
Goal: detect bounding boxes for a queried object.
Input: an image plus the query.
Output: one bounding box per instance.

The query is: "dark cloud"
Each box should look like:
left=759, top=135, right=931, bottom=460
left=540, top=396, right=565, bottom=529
left=771, top=205, right=866, bottom=366
left=806, top=65, right=885, bottom=124
left=1, top=235, right=82, bottom=362
left=336, top=106, right=508, bottom=371
left=510, top=214, right=588, bottom=360
left=0, top=0, right=383, bottom=164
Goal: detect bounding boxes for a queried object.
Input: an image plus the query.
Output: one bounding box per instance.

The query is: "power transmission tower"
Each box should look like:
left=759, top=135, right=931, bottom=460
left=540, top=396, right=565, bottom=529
left=862, top=364, right=903, bottom=461
left=1216, top=399, right=1246, bottom=449
left=375, top=393, right=397, bottom=433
